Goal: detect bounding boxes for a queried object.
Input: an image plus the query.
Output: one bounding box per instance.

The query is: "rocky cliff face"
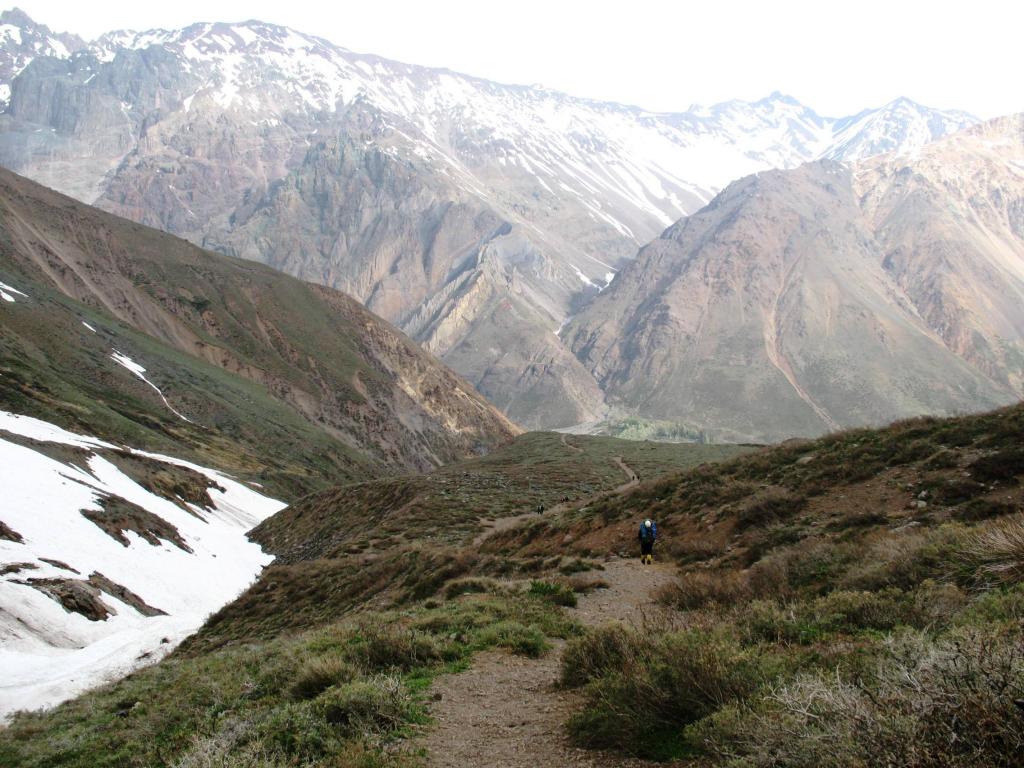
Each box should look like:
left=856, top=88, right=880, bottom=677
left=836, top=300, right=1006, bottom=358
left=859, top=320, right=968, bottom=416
left=0, top=11, right=978, bottom=428
left=566, top=117, right=1024, bottom=442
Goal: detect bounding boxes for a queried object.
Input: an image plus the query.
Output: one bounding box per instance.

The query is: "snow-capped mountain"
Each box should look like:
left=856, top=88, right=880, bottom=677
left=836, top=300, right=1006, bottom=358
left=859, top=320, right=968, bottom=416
left=825, top=96, right=978, bottom=161
left=0, top=10, right=980, bottom=427
left=0, top=8, right=82, bottom=106
left=0, top=410, right=284, bottom=718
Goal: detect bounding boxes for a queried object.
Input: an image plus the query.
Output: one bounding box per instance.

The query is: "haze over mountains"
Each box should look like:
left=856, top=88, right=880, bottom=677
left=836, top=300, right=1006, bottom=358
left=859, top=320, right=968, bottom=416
left=0, top=7, right=999, bottom=436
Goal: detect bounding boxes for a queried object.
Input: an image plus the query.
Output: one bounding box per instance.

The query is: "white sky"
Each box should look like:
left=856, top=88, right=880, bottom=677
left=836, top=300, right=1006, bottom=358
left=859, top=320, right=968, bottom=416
left=7, top=0, right=1022, bottom=118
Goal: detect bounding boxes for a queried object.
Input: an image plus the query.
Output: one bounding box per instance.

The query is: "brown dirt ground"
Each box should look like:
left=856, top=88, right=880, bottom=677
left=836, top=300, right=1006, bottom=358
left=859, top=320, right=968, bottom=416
left=418, top=558, right=677, bottom=768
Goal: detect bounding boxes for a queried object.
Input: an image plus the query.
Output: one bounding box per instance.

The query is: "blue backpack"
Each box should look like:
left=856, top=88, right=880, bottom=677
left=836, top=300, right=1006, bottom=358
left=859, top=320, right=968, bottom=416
left=639, top=521, right=657, bottom=542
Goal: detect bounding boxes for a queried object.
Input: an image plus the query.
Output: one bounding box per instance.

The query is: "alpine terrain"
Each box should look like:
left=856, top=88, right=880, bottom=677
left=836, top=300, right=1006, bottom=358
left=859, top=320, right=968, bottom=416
left=0, top=163, right=515, bottom=714
left=1, top=8, right=1023, bottom=767
left=0, top=8, right=980, bottom=428
left=566, top=115, right=1024, bottom=442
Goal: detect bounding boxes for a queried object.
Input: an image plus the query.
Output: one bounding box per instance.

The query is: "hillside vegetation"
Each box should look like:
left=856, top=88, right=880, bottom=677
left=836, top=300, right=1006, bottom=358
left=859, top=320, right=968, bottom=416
left=513, top=404, right=1024, bottom=765
left=2, top=404, right=1023, bottom=767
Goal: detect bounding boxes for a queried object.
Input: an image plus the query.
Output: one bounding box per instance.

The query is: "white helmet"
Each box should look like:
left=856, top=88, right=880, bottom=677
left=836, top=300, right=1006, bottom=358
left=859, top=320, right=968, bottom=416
left=644, top=519, right=652, bottom=528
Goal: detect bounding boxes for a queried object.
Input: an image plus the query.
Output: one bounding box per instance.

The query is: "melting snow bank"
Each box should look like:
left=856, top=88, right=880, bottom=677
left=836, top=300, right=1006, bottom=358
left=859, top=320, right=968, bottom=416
left=0, top=411, right=285, bottom=720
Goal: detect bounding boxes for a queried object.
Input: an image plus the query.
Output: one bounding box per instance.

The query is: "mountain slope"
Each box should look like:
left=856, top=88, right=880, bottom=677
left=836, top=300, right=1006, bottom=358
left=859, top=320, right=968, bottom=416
left=0, top=10, right=978, bottom=427
left=0, top=166, right=517, bottom=492
left=856, top=115, right=1024, bottom=392
left=566, top=117, right=1024, bottom=441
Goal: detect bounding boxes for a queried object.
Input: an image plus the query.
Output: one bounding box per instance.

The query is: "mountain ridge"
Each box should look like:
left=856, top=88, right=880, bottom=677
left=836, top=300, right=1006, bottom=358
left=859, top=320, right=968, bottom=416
left=565, top=114, right=1024, bottom=441
left=0, top=164, right=518, bottom=493
left=0, top=8, right=980, bottom=428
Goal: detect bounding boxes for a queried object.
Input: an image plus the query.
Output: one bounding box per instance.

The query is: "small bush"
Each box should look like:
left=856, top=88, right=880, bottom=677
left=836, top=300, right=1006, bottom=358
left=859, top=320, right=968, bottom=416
left=965, top=514, right=1024, bottom=587
left=314, top=676, right=411, bottom=735
left=665, top=537, right=723, bottom=564
left=528, top=580, right=578, bottom=607
left=839, top=526, right=969, bottom=591
left=290, top=655, right=357, bottom=700
left=660, top=570, right=751, bottom=610
left=259, top=701, right=337, bottom=761
left=957, top=584, right=1024, bottom=628
left=955, top=498, right=1019, bottom=522
left=559, top=558, right=603, bottom=575
left=828, top=510, right=888, bottom=531
left=889, top=439, right=939, bottom=465
left=735, top=489, right=807, bottom=530
left=703, top=628, right=1024, bottom=767
left=475, top=620, right=548, bottom=657
left=968, top=448, right=1024, bottom=484
left=443, top=578, right=496, bottom=599
left=928, top=478, right=988, bottom=506
left=567, top=629, right=777, bottom=758
left=567, top=575, right=609, bottom=594
left=561, top=625, right=644, bottom=687
left=347, top=621, right=443, bottom=672
left=923, top=449, right=961, bottom=470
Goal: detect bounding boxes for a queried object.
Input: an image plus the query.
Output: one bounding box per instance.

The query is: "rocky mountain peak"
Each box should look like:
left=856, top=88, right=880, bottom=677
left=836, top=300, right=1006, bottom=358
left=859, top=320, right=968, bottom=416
left=0, top=7, right=84, bottom=105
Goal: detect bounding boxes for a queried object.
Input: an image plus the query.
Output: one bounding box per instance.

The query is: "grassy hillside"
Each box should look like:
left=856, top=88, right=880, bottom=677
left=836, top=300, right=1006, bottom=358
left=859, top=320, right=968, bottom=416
left=503, top=404, right=1024, bottom=765
left=0, top=275, right=374, bottom=499
left=190, top=433, right=751, bottom=647
left=0, top=430, right=746, bottom=767
left=0, top=166, right=518, bottom=497
left=3, top=405, right=1022, bottom=767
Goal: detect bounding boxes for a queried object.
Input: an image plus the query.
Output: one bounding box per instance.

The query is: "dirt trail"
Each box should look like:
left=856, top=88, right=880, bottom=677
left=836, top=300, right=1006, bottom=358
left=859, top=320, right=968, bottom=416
left=420, top=559, right=676, bottom=768
left=560, top=433, right=585, bottom=454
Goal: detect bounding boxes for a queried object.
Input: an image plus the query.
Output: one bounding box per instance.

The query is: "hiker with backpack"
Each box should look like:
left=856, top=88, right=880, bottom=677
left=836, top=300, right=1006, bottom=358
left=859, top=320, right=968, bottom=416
left=638, top=518, right=657, bottom=564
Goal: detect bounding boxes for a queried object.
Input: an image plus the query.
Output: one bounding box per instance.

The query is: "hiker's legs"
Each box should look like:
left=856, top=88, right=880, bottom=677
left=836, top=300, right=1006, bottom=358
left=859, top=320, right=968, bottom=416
left=640, top=540, right=653, bottom=563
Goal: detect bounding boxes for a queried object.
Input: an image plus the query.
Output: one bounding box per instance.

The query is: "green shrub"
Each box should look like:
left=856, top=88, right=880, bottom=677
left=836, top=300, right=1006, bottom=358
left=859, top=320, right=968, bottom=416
left=347, top=621, right=443, bottom=672
left=290, top=654, right=358, bottom=700
left=923, top=449, right=961, bottom=470
left=955, top=499, right=1019, bottom=522
left=660, top=570, right=751, bottom=610
left=558, top=558, right=604, bottom=575
left=567, top=629, right=777, bottom=758
left=968, top=448, right=1024, bottom=484
left=965, top=514, right=1024, bottom=587
left=928, top=478, right=988, bottom=506
left=700, top=628, right=1024, bottom=768
left=735, top=489, right=807, bottom=530
left=561, top=624, right=644, bottom=687
left=956, top=584, right=1024, bottom=628
left=314, top=676, right=411, bottom=735
left=475, top=620, right=548, bottom=657
left=839, top=525, right=970, bottom=591
left=259, top=701, right=338, bottom=761
left=528, top=580, right=578, bottom=607
left=443, top=578, right=497, bottom=599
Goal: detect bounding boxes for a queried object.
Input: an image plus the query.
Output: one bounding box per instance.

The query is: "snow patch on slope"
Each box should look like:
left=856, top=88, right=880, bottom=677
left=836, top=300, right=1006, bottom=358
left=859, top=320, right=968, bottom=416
left=0, top=410, right=284, bottom=719
left=0, top=281, right=26, bottom=303
left=111, top=351, right=194, bottom=423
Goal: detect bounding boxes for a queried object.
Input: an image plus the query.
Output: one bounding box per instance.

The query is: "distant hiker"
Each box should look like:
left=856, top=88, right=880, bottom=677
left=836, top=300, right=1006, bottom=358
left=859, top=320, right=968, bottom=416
left=638, top=518, right=657, bottom=564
